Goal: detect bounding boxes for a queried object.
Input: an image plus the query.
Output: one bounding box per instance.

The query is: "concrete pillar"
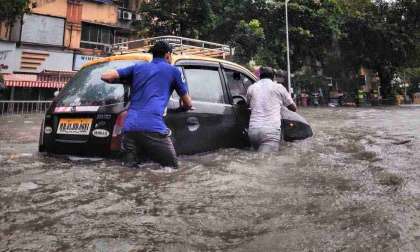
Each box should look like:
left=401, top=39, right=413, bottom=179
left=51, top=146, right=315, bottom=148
left=65, top=0, right=83, bottom=49
left=10, top=87, right=15, bottom=101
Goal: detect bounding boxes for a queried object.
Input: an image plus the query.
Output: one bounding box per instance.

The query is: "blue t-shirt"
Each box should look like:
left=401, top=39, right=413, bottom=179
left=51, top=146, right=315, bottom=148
left=117, top=58, right=188, bottom=134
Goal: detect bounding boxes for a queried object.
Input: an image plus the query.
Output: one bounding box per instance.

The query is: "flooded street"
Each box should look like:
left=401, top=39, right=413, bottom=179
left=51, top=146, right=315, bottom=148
left=1, top=107, right=419, bottom=251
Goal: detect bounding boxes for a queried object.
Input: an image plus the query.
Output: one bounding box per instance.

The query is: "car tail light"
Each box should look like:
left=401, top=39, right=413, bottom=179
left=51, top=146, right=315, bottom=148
left=113, top=111, right=127, bottom=137
left=110, top=111, right=127, bottom=151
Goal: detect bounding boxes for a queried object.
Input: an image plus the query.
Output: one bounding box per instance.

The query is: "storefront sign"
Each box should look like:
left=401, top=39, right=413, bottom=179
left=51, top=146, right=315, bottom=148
left=0, top=50, right=12, bottom=61
left=73, top=54, right=103, bottom=71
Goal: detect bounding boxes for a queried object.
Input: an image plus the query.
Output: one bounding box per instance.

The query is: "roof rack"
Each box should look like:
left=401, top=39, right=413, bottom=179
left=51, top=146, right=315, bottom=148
left=112, top=36, right=234, bottom=59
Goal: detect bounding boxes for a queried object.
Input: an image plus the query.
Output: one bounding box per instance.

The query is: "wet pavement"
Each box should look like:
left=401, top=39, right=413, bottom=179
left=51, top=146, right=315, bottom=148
left=0, top=107, right=420, bottom=251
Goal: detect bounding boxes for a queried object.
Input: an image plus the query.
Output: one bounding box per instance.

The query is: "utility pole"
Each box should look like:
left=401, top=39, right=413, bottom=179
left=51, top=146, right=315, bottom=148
left=285, top=0, right=292, bottom=94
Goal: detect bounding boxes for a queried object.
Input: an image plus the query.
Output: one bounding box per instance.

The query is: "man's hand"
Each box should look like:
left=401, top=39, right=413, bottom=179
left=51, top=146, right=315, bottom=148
left=179, top=94, right=193, bottom=110
left=101, top=70, right=120, bottom=84
left=287, top=103, right=297, bottom=112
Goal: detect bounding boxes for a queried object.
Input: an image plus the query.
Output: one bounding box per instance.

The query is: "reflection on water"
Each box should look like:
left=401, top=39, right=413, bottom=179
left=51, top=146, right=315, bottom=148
left=1, top=107, right=420, bottom=251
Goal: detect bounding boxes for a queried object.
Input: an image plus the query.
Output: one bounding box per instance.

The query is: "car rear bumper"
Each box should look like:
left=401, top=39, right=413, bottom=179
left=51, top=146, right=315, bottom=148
left=44, top=137, right=113, bottom=156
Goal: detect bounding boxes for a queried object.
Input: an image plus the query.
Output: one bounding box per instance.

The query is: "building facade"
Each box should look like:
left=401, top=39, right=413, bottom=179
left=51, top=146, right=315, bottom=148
left=0, top=0, right=144, bottom=101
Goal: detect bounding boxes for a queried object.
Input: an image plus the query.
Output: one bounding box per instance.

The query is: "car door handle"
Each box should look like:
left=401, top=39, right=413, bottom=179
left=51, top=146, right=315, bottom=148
left=186, top=117, right=199, bottom=125
left=186, top=117, right=200, bottom=132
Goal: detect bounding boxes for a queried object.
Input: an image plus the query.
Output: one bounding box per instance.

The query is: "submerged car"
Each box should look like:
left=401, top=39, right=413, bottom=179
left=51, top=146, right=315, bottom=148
left=39, top=53, right=312, bottom=156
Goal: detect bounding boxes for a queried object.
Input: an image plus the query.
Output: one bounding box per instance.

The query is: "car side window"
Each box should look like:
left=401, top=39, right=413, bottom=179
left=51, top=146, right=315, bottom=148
left=183, top=67, right=225, bottom=104
left=224, top=69, right=246, bottom=97
left=224, top=68, right=254, bottom=97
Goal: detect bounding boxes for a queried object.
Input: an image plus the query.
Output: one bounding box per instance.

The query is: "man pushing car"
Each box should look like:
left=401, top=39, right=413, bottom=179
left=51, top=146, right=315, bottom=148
left=101, top=41, right=193, bottom=168
left=246, top=67, right=297, bottom=152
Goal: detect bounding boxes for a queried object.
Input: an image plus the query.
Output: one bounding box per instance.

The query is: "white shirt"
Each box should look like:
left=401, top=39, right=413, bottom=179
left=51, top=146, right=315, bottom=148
left=246, top=78, right=295, bottom=129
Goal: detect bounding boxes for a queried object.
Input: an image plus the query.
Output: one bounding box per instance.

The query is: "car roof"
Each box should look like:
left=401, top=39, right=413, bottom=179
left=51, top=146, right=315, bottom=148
left=82, top=53, right=256, bottom=79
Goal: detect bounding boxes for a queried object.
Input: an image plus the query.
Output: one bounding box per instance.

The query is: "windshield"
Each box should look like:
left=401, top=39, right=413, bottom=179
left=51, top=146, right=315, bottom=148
left=57, top=60, right=145, bottom=106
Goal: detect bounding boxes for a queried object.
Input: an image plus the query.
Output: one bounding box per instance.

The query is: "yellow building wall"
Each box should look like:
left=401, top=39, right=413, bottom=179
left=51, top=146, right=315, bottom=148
left=30, top=0, right=68, bottom=18
left=81, top=2, right=118, bottom=25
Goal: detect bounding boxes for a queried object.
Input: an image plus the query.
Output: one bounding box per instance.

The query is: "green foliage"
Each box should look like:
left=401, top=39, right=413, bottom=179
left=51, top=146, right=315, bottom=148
left=334, top=0, right=418, bottom=96
left=135, top=0, right=420, bottom=96
left=137, top=0, right=342, bottom=70
left=0, top=0, right=30, bottom=25
left=399, top=68, right=420, bottom=94
left=136, top=0, right=216, bottom=38
left=231, top=19, right=265, bottom=64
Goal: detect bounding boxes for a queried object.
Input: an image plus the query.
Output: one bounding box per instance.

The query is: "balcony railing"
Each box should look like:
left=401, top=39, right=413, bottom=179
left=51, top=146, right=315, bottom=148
left=80, top=41, right=112, bottom=53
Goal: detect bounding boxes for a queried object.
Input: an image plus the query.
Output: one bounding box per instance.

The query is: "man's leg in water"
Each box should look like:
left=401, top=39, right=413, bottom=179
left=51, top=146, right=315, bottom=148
left=249, top=128, right=281, bottom=153
left=258, top=141, right=280, bottom=152
left=259, top=128, right=281, bottom=152
left=121, top=132, right=139, bottom=167
left=138, top=132, right=178, bottom=168
left=248, top=128, right=262, bottom=150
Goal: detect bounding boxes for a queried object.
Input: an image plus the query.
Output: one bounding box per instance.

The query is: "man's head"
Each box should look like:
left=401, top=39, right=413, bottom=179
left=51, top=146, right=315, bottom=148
left=259, top=67, right=275, bottom=80
left=150, top=41, right=173, bottom=63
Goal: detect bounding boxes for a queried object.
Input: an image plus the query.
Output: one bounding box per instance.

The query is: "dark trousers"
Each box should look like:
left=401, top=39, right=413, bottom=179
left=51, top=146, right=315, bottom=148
left=122, top=131, right=178, bottom=168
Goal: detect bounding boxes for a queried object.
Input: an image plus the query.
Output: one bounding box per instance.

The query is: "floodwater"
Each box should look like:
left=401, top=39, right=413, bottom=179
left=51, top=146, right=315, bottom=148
left=0, top=107, right=419, bottom=252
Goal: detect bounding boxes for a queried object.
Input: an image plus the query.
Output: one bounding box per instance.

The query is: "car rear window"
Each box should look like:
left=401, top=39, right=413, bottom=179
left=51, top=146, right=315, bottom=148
left=56, top=60, right=146, bottom=106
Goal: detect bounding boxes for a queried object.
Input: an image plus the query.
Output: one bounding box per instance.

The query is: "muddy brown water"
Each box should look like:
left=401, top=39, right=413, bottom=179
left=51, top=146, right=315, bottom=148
left=0, top=107, right=419, bottom=252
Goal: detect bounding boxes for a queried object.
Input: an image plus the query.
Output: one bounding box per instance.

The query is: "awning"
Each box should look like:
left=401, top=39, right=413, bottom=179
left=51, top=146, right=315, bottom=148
left=5, top=80, right=65, bottom=89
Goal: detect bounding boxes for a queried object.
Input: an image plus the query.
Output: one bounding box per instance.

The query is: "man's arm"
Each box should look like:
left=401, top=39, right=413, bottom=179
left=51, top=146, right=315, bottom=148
left=278, top=85, right=297, bottom=112
left=101, top=65, right=135, bottom=85
left=101, top=70, right=120, bottom=84
left=173, top=68, right=193, bottom=110
left=246, top=85, right=253, bottom=106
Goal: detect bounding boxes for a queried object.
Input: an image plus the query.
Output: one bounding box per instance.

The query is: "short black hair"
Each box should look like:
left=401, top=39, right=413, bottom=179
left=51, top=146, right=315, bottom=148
left=150, top=41, right=173, bottom=58
left=259, top=67, right=275, bottom=80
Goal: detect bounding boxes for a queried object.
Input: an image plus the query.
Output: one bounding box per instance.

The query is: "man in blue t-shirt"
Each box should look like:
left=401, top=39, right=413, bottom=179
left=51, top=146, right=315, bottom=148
left=101, top=41, right=192, bottom=168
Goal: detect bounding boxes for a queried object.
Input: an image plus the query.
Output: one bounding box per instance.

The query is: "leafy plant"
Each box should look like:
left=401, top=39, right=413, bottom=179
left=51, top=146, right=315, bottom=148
left=0, top=0, right=30, bottom=26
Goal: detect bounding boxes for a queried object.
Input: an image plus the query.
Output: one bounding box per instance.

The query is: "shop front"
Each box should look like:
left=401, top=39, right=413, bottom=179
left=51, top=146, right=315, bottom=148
left=1, top=73, right=71, bottom=101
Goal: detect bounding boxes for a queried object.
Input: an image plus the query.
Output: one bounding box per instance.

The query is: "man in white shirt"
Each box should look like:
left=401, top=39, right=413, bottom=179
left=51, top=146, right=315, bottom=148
left=246, top=67, right=297, bottom=152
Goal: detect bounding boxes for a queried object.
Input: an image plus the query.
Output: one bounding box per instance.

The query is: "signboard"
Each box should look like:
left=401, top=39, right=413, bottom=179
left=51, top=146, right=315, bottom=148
left=0, top=50, right=13, bottom=61
left=21, top=14, right=65, bottom=46
left=73, top=54, right=103, bottom=71
left=156, top=37, right=182, bottom=45
left=0, top=41, right=17, bottom=73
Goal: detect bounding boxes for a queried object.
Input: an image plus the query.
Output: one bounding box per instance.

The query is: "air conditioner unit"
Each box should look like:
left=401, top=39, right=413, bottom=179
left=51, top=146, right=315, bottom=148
left=122, top=11, right=132, bottom=20
left=135, top=14, right=141, bottom=21
left=117, top=9, right=123, bottom=19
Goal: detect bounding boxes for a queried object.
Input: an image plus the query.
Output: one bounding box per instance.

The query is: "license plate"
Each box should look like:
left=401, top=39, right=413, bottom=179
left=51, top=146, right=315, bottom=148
left=57, top=118, right=93, bottom=135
